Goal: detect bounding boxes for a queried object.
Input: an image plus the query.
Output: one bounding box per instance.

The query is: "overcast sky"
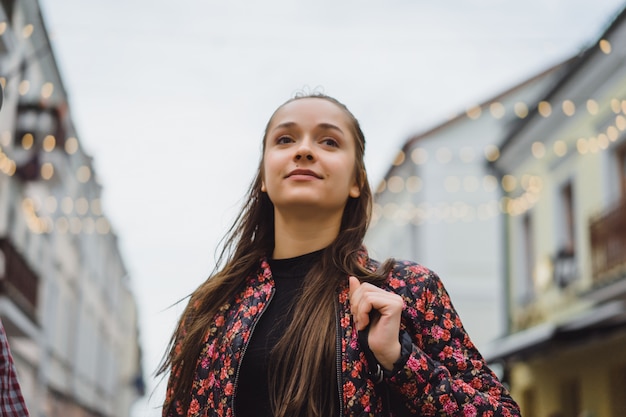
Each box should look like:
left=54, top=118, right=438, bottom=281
left=36, top=1, right=626, bottom=415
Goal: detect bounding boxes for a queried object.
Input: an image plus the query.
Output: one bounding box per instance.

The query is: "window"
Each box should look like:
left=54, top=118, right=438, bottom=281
left=0, top=1, right=15, bottom=24
left=554, top=181, right=577, bottom=288
left=560, top=378, right=581, bottom=417
left=610, top=364, right=626, bottom=417
left=521, top=388, right=537, bottom=417
left=617, top=142, right=626, bottom=199
left=520, top=212, right=536, bottom=303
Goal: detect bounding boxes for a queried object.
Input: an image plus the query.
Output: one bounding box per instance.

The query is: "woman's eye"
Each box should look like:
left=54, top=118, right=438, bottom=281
left=276, top=136, right=293, bottom=144
left=321, top=138, right=339, bottom=147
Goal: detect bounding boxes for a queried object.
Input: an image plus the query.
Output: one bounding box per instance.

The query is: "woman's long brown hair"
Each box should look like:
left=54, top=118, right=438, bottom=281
left=158, top=93, right=391, bottom=417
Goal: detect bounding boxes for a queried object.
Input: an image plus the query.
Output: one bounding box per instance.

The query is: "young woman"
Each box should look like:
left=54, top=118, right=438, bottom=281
left=159, top=94, right=521, bottom=417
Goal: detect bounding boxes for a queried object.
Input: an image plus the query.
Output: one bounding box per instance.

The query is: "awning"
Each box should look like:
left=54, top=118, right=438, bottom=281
left=482, top=300, right=626, bottom=363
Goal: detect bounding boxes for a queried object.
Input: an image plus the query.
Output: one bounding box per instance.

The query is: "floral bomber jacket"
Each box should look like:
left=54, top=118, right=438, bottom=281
left=164, top=249, right=521, bottom=417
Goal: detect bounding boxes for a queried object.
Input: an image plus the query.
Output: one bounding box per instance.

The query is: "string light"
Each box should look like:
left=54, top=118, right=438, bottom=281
left=96, top=218, right=111, bottom=234
left=459, top=147, right=475, bottom=163
left=22, top=133, right=34, bottom=150
left=83, top=217, right=95, bottom=234
left=0, top=149, right=17, bottom=176
left=44, top=196, right=57, bottom=213
left=606, top=126, right=619, bottom=142
left=444, top=176, right=461, bottom=192
left=387, top=176, right=405, bottom=193
left=436, top=147, right=452, bottom=164
left=20, top=197, right=112, bottom=236
left=5, top=59, right=624, bottom=237
left=70, top=217, right=82, bottom=234
left=538, top=101, right=552, bottom=117
left=381, top=95, right=625, bottom=177
left=42, top=135, right=56, bottom=152
left=514, top=102, right=529, bottom=118
left=484, top=145, right=500, bottom=162
left=61, top=197, right=74, bottom=215
left=405, top=176, right=423, bottom=193
left=75, top=197, right=89, bottom=215
left=21, top=24, right=34, bottom=39
left=375, top=180, right=387, bottom=194
left=501, top=175, right=517, bottom=192
left=91, top=198, right=103, bottom=216
left=586, top=99, right=599, bottom=115
left=1, top=131, right=10, bottom=147
left=562, top=100, right=576, bottom=116
left=616, top=115, right=626, bottom=131
left=483, top=175, right=498, bottom=192
left=18, top=80, right=30, bottom=95
left=392, top=151, right=405, bottom=166
left=411, top=148, right=428, bottom=165
left=40, top=162, right=54, bottom=180
left=597, top=134, right=609, bottom=150
left=553, top=140, right=567, bottom=157
left=77, top=165, right=91, bottom=183
left=599, top=39, right=612, bottom=54
left=41, top=82, right=54, bottom=99
left=531, top=142, right=546, bottom=159
left=490, top=102, right=506, bottom=119
left=463, top=176, right=479, bottom=192
left=371, top=198, right=505, bottom=227
left=466, top=105, right=482, bottom=120
left=610, top=99, right=621, bottom=114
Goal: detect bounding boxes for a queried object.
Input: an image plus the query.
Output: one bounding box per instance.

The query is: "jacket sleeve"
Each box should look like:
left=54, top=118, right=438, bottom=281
left=0, top=320, right=30, bottom=417
left=383, top=262, right=521, bottom=416
left=162, top=316, right=189, bottom=417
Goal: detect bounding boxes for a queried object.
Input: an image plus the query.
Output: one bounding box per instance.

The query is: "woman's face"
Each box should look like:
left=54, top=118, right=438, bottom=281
left=262, top=98, right=361, bottom=215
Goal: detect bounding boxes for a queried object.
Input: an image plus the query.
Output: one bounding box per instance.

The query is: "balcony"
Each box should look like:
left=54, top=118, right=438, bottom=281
left=0, top=238, right=39, bottom=320
left=590, top=198, right=626, bottom=285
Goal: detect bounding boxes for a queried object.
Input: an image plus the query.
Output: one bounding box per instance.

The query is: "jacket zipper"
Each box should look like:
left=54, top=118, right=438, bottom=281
left=231, top=286, right=276, bottom=416
left=335, top=297, right=344, bottom=417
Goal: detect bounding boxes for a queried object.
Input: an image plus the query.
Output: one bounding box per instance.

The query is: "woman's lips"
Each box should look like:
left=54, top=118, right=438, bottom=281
left=286, top=169, right=322, bottom=179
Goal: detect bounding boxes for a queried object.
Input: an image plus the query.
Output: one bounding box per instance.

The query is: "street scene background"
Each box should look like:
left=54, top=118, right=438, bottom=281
left=2, top=1, right=626, bottom=416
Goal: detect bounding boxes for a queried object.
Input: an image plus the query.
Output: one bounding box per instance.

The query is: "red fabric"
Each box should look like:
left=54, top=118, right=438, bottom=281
left=0, top=320, right=30, bottom=417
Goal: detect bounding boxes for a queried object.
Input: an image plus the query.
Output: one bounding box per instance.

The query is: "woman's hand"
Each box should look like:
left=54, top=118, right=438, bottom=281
left=348, top=276, right=404, bottom=371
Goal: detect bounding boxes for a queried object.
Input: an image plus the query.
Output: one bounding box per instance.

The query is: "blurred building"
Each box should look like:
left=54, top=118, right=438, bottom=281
left=0, top=1, right=144, bottom=416
left=364, top=61, right=570, bottom=350
left=483, top=5, right=626, bottom=417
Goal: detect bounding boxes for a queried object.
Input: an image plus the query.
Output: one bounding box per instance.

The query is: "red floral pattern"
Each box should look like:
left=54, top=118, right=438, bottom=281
left=164, top=253, right=520, bottom=417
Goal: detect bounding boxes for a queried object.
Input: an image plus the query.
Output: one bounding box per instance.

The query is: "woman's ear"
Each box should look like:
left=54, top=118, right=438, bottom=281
left=261, top=180, right=267, bottom=193
left=349, top=183, right=360, bottom=198
left=349, top=169, right=365, bottom=198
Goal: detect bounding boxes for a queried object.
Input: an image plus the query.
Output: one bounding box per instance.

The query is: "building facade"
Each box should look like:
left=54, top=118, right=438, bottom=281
left=484, top=6, right=626, bottom=417
left=364, top=62, right=569, bottom=350
left=1, top=1, right=144, bottom=416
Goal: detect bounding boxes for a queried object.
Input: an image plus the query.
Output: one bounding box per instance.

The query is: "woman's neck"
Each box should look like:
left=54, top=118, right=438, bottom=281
left=272, top=209, right=341, bottom=259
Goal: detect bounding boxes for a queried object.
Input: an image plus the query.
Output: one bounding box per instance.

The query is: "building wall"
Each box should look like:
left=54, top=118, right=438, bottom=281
left=0, top=1, right=144, bottom=416
left=365, top=64, right=567, bottom=349
left=510, top=333, right=626, bottom=417
left=490, top=6, right=626, bottom=417
left=501, top=40, right=626, bottom=333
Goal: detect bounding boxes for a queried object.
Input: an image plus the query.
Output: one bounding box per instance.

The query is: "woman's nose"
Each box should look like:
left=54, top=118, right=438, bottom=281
left=295, top=153, right=314, bottom=161
left=294, top=140, right=315, bottom=161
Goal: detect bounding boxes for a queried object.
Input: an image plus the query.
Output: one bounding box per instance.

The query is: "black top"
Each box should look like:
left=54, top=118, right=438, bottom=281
left=235, top=250, right=323, bottom=417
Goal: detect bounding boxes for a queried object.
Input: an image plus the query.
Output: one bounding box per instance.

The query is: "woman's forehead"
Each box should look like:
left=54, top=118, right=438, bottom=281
left=269, top=98, right=351, bottom=129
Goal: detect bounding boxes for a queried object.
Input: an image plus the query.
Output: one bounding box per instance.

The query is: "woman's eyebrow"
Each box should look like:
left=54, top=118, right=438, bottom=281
left=317, top=123, right=344, bottom=134
left=271, top=121, right=344, bottom=134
